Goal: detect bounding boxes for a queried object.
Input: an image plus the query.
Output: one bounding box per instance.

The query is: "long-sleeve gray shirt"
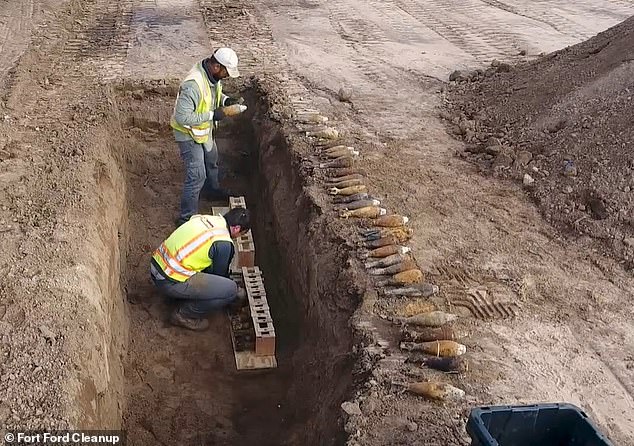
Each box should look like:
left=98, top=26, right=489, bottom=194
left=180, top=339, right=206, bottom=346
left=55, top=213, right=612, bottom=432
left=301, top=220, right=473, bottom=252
left=172, top=71, right=228, bottom=145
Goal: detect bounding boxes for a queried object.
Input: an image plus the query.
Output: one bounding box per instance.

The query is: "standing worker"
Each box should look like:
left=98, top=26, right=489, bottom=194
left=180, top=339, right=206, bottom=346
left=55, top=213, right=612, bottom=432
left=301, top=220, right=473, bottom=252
left=171, top=47, right=247, bottom=226
left=150, top=207, right=250, bottom=331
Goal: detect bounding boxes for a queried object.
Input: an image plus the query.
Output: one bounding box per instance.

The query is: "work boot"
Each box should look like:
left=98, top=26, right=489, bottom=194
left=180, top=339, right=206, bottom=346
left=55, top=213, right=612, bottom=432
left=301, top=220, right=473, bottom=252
left=174, top=216, right=189, bottom=227
left=169, top=309, right=210, bottom=331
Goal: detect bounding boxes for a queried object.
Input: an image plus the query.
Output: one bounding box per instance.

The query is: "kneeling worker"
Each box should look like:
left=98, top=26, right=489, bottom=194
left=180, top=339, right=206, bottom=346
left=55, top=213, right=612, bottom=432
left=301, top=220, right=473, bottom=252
left=150, top=207, right=250, bottom=331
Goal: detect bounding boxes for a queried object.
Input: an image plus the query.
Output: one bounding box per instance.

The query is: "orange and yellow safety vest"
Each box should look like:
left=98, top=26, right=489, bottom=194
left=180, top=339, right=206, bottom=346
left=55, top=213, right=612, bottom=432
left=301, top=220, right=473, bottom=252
left=152, top=215, right=232, bottom=282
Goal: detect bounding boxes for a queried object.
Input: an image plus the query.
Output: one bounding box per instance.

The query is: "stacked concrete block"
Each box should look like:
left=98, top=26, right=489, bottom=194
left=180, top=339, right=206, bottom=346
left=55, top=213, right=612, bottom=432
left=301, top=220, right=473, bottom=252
left=228, top=195, right=255, bottom=269
left=242, top=266, right=276, bottom=357
left=236, top=232, right=255, bottom=268
left=229, top=196, right=247, bottom=209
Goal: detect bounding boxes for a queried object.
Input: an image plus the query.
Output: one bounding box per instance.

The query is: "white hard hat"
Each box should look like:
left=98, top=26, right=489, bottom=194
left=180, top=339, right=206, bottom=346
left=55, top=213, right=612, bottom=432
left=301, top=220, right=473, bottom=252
left=213, top=47, right=240, bottom=78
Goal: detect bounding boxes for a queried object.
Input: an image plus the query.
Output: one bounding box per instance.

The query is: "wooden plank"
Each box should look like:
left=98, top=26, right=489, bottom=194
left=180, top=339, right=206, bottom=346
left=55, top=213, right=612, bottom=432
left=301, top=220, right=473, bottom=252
left=234, top=351, right=278, bottom=370
left=211, top=205, right=230, bottom=216
left=227, top=311, right=277, bottom=370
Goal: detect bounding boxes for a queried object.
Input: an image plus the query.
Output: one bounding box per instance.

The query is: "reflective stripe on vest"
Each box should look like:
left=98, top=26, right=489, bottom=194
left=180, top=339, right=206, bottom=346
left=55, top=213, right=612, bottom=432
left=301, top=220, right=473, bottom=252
left=170, top=62, right=223, bottom=144
left=152, top=215, right=232, bottom=282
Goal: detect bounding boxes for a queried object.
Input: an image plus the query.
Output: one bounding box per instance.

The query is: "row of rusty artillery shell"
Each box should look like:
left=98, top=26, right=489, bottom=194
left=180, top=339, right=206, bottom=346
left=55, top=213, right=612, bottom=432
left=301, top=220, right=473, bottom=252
left=314, top=137, right=466, bottom=399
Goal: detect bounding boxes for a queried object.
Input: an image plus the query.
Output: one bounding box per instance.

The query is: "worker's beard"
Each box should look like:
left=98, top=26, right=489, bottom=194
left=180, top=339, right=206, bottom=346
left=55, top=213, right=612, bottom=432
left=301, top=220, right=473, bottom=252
left=203, top=58, right=221, bottom=82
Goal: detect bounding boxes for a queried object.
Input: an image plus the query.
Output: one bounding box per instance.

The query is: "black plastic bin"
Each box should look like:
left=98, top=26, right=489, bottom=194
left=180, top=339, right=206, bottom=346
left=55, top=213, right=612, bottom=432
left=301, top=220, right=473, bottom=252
left=466, top=403, right=614, bottom=446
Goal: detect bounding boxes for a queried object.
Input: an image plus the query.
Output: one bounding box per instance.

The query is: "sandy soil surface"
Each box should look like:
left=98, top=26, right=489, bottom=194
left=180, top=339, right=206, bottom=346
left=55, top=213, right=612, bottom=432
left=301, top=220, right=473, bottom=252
left=446, top=16, right=634, bottom=268
left=0, top=0, right=633, bottom=444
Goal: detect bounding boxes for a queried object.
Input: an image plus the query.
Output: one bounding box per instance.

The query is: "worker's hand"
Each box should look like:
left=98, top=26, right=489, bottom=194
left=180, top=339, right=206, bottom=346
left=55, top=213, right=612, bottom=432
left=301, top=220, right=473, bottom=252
left=233, top=286, right=247, bottom=309
left=224, top=96, right=244, bottom=106
left=212, top=108, right=225, bottom=122
left=236, top=286, right=247, bottom=301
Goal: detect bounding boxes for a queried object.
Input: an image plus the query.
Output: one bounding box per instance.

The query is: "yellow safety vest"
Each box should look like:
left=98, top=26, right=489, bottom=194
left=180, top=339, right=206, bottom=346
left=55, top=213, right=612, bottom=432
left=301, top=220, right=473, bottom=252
left=152, top=215, right=232, bottom=282
left=170, top=62, right=223, bottom=144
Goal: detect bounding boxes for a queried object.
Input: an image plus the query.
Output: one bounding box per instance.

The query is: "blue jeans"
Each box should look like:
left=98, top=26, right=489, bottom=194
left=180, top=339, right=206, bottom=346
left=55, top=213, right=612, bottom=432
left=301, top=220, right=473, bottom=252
left=178, top=139, right=220, bottom=222
left=151, top=272, right=238, bottom=318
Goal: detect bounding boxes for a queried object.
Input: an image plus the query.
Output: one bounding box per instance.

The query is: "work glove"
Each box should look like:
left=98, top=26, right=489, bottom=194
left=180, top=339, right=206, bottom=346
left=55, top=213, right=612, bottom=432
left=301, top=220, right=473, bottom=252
left=212, top=108, right=225, bottom=121
left=224, top=96, right=244, bottom=106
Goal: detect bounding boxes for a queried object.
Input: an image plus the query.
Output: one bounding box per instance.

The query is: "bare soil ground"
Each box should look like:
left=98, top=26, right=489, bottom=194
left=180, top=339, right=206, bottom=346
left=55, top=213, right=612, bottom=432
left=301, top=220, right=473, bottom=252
left=445, top=16, right=634, bottom=268
left=1, top=0, right=634, bottom=445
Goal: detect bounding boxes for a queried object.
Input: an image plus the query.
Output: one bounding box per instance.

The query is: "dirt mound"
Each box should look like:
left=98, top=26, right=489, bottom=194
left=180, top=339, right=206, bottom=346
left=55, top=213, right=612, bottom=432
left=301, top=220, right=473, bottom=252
left=445, top=16, right=634, bottom=267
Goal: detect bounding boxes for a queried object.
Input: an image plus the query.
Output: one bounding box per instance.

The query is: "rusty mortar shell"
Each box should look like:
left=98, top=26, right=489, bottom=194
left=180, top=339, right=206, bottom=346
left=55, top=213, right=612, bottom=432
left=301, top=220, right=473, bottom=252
left=340, top=206, right=386, bottom=219
left=401, top=325, right=457, bottom=343
left=374, top=214, right=409, bottom=227
left=394, top=311, right=458, bottom=327
left=359, top=245, right=409, bottom=260
left=367, top=259, right=417, bottom=275
left=397, top=299, right=436, bottom=317
left=325, top=167, right=363, bottom=177
left=381, top=227, right=414, bottom=242
left=327, top=178, right=364, bottom=189
left=397, top=381, right=465, bottom=401
left=376, top=269, right=424, bottom=286
left=306, top=127, right=339, bottom=139
left=297, top=114, right=328, bottom=124
left=364, top=252, right=410, bottom=269
left=329, top=184, right=367, bottom=196
left=328, top=173, right=365, bottom=184
left=323, top=146, right=358, bottom=158
left=324, top=144, right=347, bottom=152
left=383, top=283, right=439, bottom=297
left=219, top=104, right=248, bottom=116
left=335, top=199, right=381, bottom=211
left=364, top=235, right=399, bottom=248
left=319, top=156, right=353, bottom=169
left=400, top=340, right=466, bottom=357
left=362, top=226, right=413, bottom=240
left=333, top=192, right=369, bottom=204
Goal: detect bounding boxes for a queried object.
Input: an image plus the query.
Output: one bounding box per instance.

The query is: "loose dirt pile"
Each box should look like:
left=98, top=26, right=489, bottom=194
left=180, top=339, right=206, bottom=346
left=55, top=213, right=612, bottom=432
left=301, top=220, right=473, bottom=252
left=445, top=16, right=634, bottom=268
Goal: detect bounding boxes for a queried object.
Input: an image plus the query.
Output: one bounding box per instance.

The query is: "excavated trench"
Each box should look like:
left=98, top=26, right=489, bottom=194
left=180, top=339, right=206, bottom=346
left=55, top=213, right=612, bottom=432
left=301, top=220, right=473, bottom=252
left=107, top=82, right=359, bottom=445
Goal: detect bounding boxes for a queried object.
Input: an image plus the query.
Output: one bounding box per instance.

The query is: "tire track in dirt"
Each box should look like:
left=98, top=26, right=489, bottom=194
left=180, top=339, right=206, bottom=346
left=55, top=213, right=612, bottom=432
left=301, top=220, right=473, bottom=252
left=199, top=0, right=334, bottom=120
left=479, top=0, right=634, bottom=41
left=480, top=317, right=634, bottom=445
left=325, top=0, right=389, bottom=48
left=122, top=0, right=210, bottom=79
left=605, top=0, right=634, bottom=8
left=0, top=0, right=34, bottom=92
left=478, top=0, right=588, bottom=40
left=262, top=0, right=438, bottom=133
left=60, top=0, right=133, bottom=80
left=295, top=0, right=436, bottom=137
left=392, top=0, right=521, bottom=61
left=350, top=0, right=426, bottom=45
left=324, top=0, right=390, bottom=86
left=199, top=0, right=280, bottom=74
left=0, top=0, right=34, bottom=65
